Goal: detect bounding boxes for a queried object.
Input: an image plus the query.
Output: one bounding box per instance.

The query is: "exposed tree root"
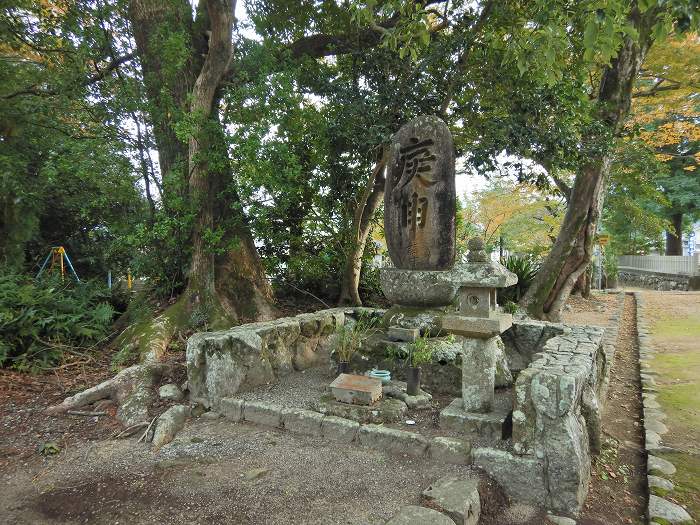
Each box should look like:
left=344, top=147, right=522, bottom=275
left=45, top=362, right=168, bottom=426
left=45, top=304, right=184, bottom=427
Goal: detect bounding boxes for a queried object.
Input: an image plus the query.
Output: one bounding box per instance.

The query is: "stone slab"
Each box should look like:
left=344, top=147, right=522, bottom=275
left=315, top=395, right=407, bottom=424
left=384, top=115, right=456, bottom=271
left=429, top=437, right=472, bottom=465
left=442, top=314, right=512, bottom=338
left=321, top=416, right=359, bottom=443
left=648, top=455, right=676, bottom=476
left=421, top=475, right=480, bottom=525
left=330, top=373, right=382, bottom=405
left=281, top=408, right=324, bottom=436
left=440, top=398, right=510, bottom=440
left=358, top=424, right=429, bottom=457
left=243, top=401, right=283, bottom=428
left=648, top=475, right=674, bottom=495
left=472, top=447, right=547, bottom=507
left=219, top=398, right=244, bottom=422
left=386, top=505, right=456, bottom=525
left=388, top=326, right=420, bottom=342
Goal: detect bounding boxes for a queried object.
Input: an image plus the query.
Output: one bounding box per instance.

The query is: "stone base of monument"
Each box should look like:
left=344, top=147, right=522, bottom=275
left=440, top=393, right=512, bottom=441
left=313, top=394, right=408, bottom=424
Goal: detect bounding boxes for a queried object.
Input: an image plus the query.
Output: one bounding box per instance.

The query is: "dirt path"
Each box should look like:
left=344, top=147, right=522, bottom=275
left=0, top=419, right=484, bottom=525
left=641, top=291, right=700, bottom=519
left=579, top=294, right=647, bottom=525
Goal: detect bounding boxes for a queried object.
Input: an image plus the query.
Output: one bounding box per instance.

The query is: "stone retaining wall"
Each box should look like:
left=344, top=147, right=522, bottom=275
left=218, top=397, right=472, bottom=465
left=620, top=269, right=699, bottom=291
left=186, top=308, right=354, bottom=407
left=475, top=294, right=625, bottom=516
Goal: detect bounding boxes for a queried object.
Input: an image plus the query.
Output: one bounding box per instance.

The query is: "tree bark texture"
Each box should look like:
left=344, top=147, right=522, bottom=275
left=521, top=7, right=658, bottom=321
left=338, top=147, right=389, bottom=306
left=665, top=212, right=683, bottom=255
left=128, top=0, right=274, bottom=322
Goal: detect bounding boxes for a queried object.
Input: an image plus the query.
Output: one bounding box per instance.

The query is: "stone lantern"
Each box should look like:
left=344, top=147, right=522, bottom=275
left=440, top=237, right=517, bottom=416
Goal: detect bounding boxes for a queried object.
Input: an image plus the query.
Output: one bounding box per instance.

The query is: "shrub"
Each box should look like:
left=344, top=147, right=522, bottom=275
left=330, top=313, right=379, bottom=363
left=0, top=271, right=115, bottom=371
left=498, top=255, right=539, bottom=304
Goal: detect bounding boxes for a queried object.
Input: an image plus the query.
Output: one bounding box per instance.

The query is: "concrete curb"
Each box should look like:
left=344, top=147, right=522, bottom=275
left=219, top=397, right=471, bottom=465
left=634, top=292, right=694, bottom=525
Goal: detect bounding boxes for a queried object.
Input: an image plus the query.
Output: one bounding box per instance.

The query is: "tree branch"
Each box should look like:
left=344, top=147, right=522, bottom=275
left=1, top=53, right=135, bottom=99
left=439, top=0, right=495, bottom=116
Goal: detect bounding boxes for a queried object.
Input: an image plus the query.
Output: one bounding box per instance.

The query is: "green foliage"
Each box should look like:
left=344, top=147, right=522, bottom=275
left=388, top=334, right=435, bottom=367
left=604, top=140, right=672, bottom=254
left=0, top=271, right=115, bottom=371
left=503, top=301, right=518, bottom=314
left=407, top=335, right=434, bottom=367
left=603, top=250, right=619, bottom=279
left=331, top=314, right=379, bottom=362
left=38, top=442, right=61, bottom=456
left=498, top=256, right=539, bottom=304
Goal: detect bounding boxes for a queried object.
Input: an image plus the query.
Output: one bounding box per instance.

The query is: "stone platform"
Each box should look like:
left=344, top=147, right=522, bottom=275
left=440, top=394, right=512, bottom=441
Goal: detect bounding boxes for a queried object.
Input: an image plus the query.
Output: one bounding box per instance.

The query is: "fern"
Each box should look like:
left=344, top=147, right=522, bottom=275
left=0, top=270, right=115, bottom=371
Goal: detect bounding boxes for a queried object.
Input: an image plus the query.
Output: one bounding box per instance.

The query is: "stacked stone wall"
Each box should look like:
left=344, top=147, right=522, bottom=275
left=620, top=269, right=699, bottom=291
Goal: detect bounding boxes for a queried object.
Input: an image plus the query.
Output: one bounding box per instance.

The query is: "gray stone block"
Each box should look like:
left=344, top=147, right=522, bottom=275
left=421, top=475, right=480, bottom=525
left=440, top=398, right=508, bottom=440
left=219, top=397, right=244, bottom=422
left=358, top=424, right=428, bottom=457
left=648, top=475, right=674, bottom=494
left=648, top=495, right=693, bottom=524
left=282, top=408, right=324, bottom=436
left=472, top=447, right=546, bottom=507
left=429, top=437, right=472, bottom=464
left=385, top=505, right=456, bottom=525
left=321, top=416, right=359, bottom=443
left=243, top=401, right=283, bottom=428
left=646, top=418, right=668, bottom=435
left=158, top=383, right=184, bottom=401
left=648, top=455, right=676, bottom=476
left=546, top=515, right=576, bottom=525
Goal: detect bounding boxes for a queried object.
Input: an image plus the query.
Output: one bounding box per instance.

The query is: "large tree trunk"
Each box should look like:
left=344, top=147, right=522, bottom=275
left=665, top=212, right=683, bottom=255
left=338, top=147, right=388, bottom=306
left=128, top=0, right=274, bottom=324
left=521, top=6, right=658, bottom=321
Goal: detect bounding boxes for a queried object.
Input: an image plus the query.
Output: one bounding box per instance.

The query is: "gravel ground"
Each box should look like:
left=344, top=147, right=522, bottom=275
left=235, top=366, right=335, bottom=409
left=1, top=418, right=483, bottom=525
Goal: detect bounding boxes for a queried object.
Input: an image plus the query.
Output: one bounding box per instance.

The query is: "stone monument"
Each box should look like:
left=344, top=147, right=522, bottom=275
left=380, top=115, right=517, bottom=438
left=384, top=115, right=456, bottom=270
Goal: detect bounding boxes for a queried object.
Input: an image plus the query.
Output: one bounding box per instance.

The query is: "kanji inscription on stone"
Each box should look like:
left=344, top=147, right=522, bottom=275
left=384, top=115, right=456, bottom=270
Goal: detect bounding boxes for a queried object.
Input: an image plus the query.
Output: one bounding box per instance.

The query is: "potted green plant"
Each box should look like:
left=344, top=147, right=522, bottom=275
left=406, top=336, right=433, bottom=396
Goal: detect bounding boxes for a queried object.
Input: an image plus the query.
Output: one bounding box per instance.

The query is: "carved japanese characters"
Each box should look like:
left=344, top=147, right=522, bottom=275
left=384, top=116, right=456, bottom=270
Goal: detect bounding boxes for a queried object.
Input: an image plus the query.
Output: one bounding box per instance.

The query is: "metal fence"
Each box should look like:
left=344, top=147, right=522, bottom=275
left=618, top=254, right=700, bottom=276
